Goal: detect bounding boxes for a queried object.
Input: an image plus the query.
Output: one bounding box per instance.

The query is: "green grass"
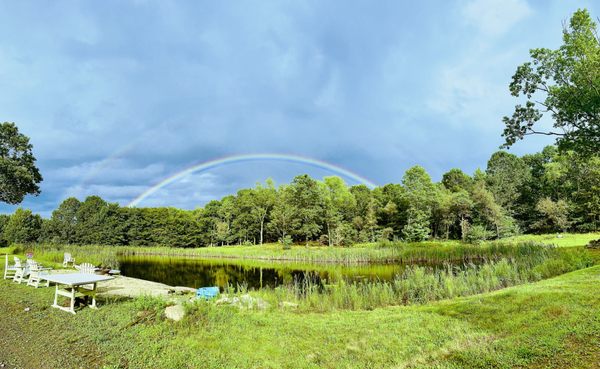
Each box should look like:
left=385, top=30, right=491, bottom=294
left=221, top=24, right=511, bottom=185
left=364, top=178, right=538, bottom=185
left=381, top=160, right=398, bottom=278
left=502, top=232, right=600, bottom=248
left=1, top=262, right=598, bottom=368
left=248, top=246, right=593, bottom=311
left=10, top=232, right=599, bottom=266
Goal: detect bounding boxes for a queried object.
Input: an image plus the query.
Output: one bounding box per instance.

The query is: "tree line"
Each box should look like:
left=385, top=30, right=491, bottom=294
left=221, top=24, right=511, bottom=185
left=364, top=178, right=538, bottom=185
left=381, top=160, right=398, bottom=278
left=1, top=146, right=598, bottom=248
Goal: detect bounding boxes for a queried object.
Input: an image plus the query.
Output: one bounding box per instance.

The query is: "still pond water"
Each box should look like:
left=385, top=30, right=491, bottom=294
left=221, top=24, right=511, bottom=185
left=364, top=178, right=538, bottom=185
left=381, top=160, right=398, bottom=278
left=118, top=255, right=462, bottom=290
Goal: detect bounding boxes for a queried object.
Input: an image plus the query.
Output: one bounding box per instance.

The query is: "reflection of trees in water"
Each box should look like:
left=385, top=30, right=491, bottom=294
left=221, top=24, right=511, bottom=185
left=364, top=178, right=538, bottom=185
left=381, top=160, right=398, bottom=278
left=118, top=256, right=480, bottom=290
left=120, top=258, right=286, bottom=290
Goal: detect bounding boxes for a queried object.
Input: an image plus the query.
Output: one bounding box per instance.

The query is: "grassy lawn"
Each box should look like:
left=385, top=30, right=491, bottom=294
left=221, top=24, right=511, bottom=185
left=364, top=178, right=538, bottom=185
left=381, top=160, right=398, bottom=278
left=503, top=232, right=600, bottom=248
left=1, top=263, right=598, bottom=368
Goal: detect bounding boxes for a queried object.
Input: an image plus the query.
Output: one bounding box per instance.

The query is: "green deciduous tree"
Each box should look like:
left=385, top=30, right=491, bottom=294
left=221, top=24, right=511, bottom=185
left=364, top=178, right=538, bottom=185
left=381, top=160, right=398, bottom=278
left=46, top=197, right=81, bottom=244
left=486, top=151, right=531, bottom=214
left=402, top=207, right=430, bottom=242
left=268, top=185, right=299, bottom=241
left=288, top=175, right=323, bottom=245
left=250, top=179, right=277, bottom=245
left=502, top=9, right=600, bottom=156
left=533, top=197, right=571, bottom=233
left=321, top=176, right=356, bottom=246
left=3, top=208, right=42, bottom=244
left=442, top=168, right=473, bottom=193
left=0, top=122, right=43, bottom=204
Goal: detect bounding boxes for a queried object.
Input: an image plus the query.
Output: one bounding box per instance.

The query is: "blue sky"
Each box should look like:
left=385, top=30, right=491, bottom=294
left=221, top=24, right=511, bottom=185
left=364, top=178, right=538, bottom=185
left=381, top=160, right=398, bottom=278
left=0, top=0, right=597, bottom=217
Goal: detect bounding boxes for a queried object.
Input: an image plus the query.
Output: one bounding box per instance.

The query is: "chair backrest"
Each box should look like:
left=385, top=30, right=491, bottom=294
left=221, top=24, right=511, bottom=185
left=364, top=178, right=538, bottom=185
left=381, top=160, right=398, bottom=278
left=64, top=252, right=73, bottom=261
left=13, top=257, right=22, bottom=268
left=79, top=262, right=96, bottom=274
left=4, top=254, right=7, bottom=268
left=28, top=260, right=39, bottom=271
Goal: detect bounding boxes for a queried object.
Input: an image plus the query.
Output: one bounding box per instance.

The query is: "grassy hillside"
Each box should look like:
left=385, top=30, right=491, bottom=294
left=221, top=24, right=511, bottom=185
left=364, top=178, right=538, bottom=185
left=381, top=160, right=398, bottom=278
left=1, top=263, right=598, bottom=368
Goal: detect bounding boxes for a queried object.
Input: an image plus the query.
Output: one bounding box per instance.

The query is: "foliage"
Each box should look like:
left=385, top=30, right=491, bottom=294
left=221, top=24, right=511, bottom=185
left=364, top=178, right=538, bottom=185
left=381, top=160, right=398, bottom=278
left=533, top=197, right=571, bottom=232
left=3, top=208, right=42, bottom=243
left=502, top=9, right=600, bottom=157
left=0, top=122, right=43, bottom=204
left=2, top=144, right=597, bottom=248
left=587, top=238, right=600, bottom=249
left=276, top=248, right=592, bottom=311
left=463, top=224, right=493, bottom=244
left=402, top=207, right=430, bottom=242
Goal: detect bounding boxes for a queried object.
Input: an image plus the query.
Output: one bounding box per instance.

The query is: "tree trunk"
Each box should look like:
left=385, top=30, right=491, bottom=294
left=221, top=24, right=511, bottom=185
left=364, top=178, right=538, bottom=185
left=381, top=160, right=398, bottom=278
left=259, top=217, right=264, bottom=245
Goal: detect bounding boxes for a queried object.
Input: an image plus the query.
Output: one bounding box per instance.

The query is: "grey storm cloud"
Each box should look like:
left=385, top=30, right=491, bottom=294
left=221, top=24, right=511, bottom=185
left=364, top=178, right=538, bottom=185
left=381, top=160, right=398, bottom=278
left=0, top=0, right=593, bottom=217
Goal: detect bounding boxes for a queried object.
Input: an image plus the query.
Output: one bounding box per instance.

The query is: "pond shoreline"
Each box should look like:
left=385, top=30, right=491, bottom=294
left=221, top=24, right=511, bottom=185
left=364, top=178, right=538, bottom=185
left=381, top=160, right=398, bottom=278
left=118, top=249, right=500, bottom=265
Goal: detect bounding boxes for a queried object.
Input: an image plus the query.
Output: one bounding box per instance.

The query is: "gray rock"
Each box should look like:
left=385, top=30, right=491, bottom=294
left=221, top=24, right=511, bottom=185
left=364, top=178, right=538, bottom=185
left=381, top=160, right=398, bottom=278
left=215, top=296, right=234, bottom=305
left=214, top=294, right=269, bottom=310
left=165, top=304, right=185, bottom=321
left=168, top=286, right=197, bottom=295
left=255, top=298, right=270, bottom=310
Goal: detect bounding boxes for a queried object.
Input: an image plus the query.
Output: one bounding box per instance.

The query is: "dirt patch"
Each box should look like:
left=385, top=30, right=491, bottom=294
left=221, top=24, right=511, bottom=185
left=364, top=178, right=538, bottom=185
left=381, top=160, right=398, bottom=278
left=44, top=269, right=191, bottom=298
left=96, top=275, right=174, bottom=298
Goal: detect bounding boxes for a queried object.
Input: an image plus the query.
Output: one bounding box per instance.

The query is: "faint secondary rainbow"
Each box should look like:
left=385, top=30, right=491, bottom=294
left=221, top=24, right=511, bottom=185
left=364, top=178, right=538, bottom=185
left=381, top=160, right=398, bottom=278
left=127, top=153, right=378, bottom=207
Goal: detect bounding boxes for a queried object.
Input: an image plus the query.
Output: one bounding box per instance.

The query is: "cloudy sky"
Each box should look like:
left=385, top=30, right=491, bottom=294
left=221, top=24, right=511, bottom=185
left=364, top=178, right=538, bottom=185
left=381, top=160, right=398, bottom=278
left=0, top=0, right=597, bottom=217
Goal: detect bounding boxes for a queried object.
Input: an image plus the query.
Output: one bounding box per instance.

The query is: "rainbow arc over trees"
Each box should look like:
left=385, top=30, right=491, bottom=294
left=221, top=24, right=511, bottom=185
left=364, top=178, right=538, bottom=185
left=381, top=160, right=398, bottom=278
left=127, top=153, right=378, bottom=207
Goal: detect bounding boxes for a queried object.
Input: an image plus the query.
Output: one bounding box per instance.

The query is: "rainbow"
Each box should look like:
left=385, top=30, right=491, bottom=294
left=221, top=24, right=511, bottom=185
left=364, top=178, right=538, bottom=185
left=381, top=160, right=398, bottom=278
left=127, top=153, right=378, bottom=207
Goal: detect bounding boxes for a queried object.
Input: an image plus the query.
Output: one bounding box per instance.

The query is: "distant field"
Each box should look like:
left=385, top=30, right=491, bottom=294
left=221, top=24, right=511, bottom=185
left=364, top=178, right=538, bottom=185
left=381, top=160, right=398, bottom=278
left=502, top=232, right=600, bottom=248
left=116, top=232, right=599, bottom=262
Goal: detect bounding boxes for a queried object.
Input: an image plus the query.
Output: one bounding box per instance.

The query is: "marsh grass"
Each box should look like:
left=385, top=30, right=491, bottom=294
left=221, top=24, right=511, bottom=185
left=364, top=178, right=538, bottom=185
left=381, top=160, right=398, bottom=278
left=8, top=238, right=571, bottom=266
left=233, top=247, right=594, bottom=312
left=10, top=244, right=121, bottom=268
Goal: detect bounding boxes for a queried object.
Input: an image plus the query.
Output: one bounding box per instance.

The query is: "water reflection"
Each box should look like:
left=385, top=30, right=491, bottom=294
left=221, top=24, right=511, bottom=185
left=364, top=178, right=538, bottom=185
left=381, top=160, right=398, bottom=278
left=118, top=255, right=415, bottom=290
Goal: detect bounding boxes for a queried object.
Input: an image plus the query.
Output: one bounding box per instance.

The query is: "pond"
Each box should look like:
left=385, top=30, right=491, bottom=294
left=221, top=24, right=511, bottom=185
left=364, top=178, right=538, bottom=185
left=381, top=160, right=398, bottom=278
left=118, top=255, right=467, bottom=290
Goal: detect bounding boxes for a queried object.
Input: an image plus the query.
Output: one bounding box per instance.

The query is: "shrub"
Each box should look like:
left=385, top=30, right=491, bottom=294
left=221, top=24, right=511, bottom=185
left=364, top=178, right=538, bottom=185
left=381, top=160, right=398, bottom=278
left=464, top=225, right=493, bottom=244
left=279, top=235, right=293, bottom=250
left=586, top=239, right=600, bottom=249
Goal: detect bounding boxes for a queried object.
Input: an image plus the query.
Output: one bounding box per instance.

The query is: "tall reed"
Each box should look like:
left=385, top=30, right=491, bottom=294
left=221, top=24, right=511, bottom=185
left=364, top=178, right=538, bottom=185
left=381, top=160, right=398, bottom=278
left=251, top=248, right=593, bottom=311
left=10, top=240, right=561, bottom=266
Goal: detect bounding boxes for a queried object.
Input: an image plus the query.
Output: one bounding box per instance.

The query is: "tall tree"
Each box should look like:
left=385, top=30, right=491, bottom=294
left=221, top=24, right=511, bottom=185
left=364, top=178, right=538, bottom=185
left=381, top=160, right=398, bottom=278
left=0, top=122, right=43, bottom=204
left=401, top=166, right=436, bottom=240
left=320, top=176, right=356, bottom=246
left=533, top=197, right=571, bottom=233
left=442, top=168, right=473, bottom=193
left=288, top=175, right=323, bottom=245
left=268, top=185, right=299, bottom=242
left=3, top=208, right=42, bottom=244
left=75, top=196, right=125, bottom=245
left=486, top=151, right=531, bottom=214
left=47, top=197, right=81, bottom=244
left=502, top=9, right=600, bottom=156
left=250, top=179, right=277, bottom=245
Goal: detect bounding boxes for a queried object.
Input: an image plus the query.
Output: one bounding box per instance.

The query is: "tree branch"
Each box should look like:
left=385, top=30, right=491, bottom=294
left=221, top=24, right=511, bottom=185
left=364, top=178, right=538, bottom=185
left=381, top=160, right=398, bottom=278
left=524, top=130, right=566, bottom=136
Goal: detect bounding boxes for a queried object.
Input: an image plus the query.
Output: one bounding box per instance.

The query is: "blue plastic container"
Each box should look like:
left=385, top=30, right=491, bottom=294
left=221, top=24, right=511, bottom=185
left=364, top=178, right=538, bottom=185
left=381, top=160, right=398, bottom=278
left=196, top=286, right=220, bottom=300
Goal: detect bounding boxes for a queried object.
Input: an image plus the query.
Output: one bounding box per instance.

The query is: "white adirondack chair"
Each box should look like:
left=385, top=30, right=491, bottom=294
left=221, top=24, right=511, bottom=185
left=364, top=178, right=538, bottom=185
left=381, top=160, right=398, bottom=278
left=13, top=257, right=29, bottom=284
left=77, top=262, right=97, bottom=274
left=27, top=260, right=52, bottom=288
left=63, top=253, right=75, bottom=267
left=76, top=262, right=98, bottom=291
left=3, top=254, right=19, bottom=279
